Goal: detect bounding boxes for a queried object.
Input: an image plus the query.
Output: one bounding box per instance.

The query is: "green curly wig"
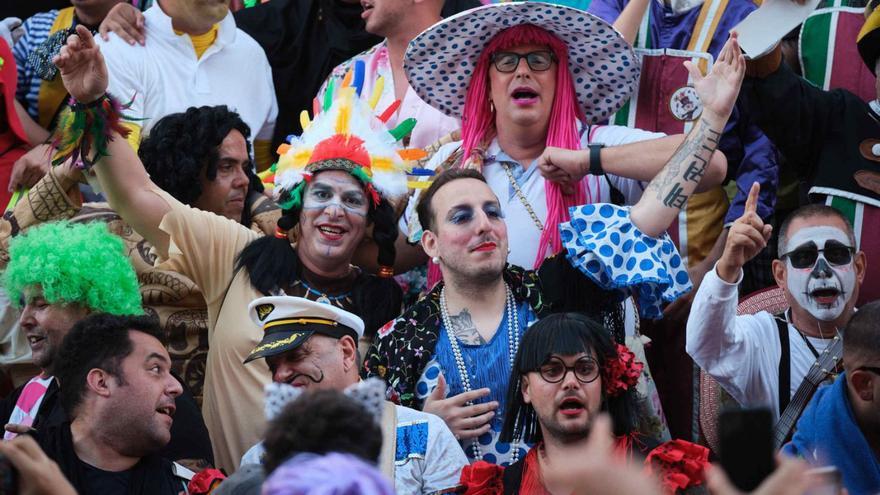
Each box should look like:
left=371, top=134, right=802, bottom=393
left=3, top=221, right=143, bottom=315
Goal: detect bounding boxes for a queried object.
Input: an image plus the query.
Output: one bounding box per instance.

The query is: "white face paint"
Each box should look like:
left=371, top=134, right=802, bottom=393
left=782, top=226, right=856, bottom=322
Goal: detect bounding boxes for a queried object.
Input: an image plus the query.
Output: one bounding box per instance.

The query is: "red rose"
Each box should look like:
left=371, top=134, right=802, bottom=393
left=459, top=461, right=505, bottom=495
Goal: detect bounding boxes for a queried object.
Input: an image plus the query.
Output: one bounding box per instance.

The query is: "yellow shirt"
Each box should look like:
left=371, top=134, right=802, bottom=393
left=175, top=24, right=219, bottom=59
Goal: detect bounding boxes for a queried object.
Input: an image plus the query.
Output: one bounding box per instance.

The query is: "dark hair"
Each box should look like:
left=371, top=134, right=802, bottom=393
left=777, top=204, right=855, bottom=255
left=139, top=105, right=262, bottom=226
left=501, top=313, right=639, bottom=442
left=234, top=172, right=402, bottom=334
left=416, top=168, right=488, bottom=232
left=843, top=300, right=880, bottom=363
left=262, top=390, right=383, bottom=474
left=55, top=313, right=164, bottom=418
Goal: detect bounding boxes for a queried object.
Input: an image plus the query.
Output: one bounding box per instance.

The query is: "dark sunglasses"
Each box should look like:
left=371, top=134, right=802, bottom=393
left=537, top=356, right=599, bottom=384
left=780, top=240, right=854, bottom=269
left=490, top=50, right=556, bottom=73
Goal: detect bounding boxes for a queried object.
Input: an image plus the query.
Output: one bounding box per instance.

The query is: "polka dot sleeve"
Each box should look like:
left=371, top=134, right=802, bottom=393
left=559, top=204, right=692, bottom=319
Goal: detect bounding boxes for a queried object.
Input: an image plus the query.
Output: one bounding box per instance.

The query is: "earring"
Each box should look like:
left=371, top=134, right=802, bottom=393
left=489, top=101, right=495, bottom=113
left=432, top=256, right=441, bottom=264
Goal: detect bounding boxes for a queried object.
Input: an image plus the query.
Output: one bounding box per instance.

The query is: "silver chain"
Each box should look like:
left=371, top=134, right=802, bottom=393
left=500, top=161, right=545, bottom=232
left=439, top=283, right=521, bottom=465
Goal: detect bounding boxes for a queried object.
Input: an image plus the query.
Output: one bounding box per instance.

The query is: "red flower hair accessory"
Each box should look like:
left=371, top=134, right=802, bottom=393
left=458, top=461, right=504, bottom=495
left=602, top=343, right=643, bottom=397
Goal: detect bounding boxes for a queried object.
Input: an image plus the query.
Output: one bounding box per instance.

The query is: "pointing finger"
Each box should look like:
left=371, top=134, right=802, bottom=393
left=744, top=181, right=760, bottom=215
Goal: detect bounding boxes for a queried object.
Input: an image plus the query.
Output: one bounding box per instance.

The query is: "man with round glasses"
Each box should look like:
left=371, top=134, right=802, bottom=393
left=454, top=312, right=709, bottom=494
left=687, top=187, right=867, bottom=425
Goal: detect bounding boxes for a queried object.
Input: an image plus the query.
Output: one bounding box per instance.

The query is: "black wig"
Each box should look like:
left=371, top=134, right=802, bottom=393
left=139, top=105, right=262, bottom=226
left=500, top=313, right=640, bottom=442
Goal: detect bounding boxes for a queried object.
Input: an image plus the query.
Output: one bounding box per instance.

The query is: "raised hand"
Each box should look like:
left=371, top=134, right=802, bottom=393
left=422, top=373, right=497, bottom=441
left=537, top=147, right=588, bottom=188
left=717, top=182, right=772, bottom=283
left=685, top=33, right=745, bottom=122
left=53, top=25, right=109, bottom=104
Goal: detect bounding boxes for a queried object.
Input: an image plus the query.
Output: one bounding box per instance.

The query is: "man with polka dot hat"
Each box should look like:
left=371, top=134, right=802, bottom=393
left=400, top=1, right=727, bottom=276
left=238, top=295, right=467, bottom=494
left=366, top=32, right=748, bottom=467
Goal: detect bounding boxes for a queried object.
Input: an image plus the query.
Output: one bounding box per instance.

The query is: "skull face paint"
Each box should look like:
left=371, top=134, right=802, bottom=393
left=782, top=226, right=856, bottom=321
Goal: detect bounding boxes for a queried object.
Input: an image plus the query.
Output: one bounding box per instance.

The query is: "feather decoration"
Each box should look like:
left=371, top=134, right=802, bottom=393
left=312, top=97, right=321, bottom=117
left=352, top=60, right=366, bottom=96
left=50, top=95, right=133, bottom=169
left=378, top=100, right=401, bottom=123
left=398, top=149, right=428, bottom=161
left=369, top=76, right=385, bottom=109
left=299, top=110, right=311, bottom=132
left=389, top=118, right=416, bottom=142
left=323, top=79, right=336, bottom=112
left=341, top=67, right=354, bottom=89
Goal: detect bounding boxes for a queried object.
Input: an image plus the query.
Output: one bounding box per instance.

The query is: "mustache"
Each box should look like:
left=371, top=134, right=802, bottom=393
left=286, top=369, right=325, bottom=385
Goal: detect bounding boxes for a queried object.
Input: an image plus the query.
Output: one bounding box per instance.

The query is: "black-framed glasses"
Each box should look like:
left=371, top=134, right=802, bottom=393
left=780, top=240, right=854, bottom=269
left=490, top=50, right=556, bottom=73
left=855, top=366, right=880, bottom=375
left=538, top=356, right=600, bottom=384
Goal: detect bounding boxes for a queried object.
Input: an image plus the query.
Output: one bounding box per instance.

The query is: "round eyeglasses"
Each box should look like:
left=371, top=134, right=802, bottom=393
left=490, top=50, right=556, bottom=73
left=780, top=240, right=854, bottom=269
left=538, top=356, right=600, bottom=384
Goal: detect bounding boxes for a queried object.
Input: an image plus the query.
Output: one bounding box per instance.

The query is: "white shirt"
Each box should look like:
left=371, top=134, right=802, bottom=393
left=686, top=265, right=835, bottom=421
left=98, top=4, right=278, bottom=142
left=405, top=124, right=666, bottom=269
left=239, top=404, right=467, bottom=494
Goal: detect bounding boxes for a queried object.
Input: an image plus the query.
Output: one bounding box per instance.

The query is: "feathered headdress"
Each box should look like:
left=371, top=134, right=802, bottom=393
left=259, top=61, right=431, bottom=211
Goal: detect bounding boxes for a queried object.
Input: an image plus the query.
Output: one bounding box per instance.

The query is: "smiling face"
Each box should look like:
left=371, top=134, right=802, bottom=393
left=266, top=335, right=356, bottom=392
left=488, top=43, right=558, bottom=134
left=521, top=352, right=603, bottom=443
left=775, top=216, right=865, bottom=324
left=297, top=170, right=370, bottom=270
left=421, top=178, right=508, bottom=286
left=192, top=130, right=250, bottom=222
left=102, top=331, right=182, bottom=457
left=19, top=290, right=89, bottom=374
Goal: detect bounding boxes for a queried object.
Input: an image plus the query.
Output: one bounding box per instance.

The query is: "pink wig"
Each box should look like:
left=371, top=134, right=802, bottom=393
left=461, top=24, right=595, bottom=268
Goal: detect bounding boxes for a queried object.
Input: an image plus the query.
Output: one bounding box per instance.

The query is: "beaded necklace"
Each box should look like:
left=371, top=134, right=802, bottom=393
left=439, top=283, right=521, bottom=464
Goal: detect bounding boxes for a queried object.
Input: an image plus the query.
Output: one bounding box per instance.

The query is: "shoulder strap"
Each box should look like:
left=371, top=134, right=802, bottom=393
left=776, top=317, right=791, bottom=414
left=379, top=401, right=398, bottom=485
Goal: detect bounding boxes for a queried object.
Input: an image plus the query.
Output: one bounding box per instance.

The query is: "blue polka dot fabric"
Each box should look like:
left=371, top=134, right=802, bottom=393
left=559, top=204, right=692, bottom=319
left=403, top=1, right=639, bottom=124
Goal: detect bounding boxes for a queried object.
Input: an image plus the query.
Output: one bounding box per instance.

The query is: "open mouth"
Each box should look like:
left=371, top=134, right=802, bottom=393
left=511, top=87, right=539, bottom=104
left=558, top=397, right=585, bottom=416
left=26, top=335, right=45, bottom=347
left=317, top=224, right=347, bottom=240
left=156, top=405, right=176, bottom=418
left=809, top=287, right=842, bottom=304
left=361, top=0, right=374, bottom=17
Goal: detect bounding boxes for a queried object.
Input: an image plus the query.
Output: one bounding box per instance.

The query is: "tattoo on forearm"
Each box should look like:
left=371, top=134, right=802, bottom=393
left=448, top=309, right=486, bottom=345
left=646, top=120, right=721, bottom=210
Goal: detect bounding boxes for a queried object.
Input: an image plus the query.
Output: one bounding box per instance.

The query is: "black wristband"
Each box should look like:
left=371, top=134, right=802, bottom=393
left=588, top=143, right=605, bottom=176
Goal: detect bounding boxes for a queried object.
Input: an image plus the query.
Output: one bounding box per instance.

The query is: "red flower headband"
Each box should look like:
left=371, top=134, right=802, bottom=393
left=602, top=343, right=644, bottom=397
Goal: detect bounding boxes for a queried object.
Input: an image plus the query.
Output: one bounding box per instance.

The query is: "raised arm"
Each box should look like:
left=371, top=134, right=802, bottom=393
left=612, top=0, right=649, bottom=45
left=629, top=34, right=745, bottom=237
left=53, top=25, right=171, bottom=255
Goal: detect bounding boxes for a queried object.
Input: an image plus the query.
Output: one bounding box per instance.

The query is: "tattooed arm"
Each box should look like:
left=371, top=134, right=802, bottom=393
left=630, top=34, right=746, bottom=238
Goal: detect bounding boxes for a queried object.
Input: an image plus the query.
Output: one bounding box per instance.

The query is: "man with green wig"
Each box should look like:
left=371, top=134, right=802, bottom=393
left=0, top=220, right=214, bottom=471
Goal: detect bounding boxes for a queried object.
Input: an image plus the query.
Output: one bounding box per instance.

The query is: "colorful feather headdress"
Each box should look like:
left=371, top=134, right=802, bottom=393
left=260, top=61, right=430, bottom=211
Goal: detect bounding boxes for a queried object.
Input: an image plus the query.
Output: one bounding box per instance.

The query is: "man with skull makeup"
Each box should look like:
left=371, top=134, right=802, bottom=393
left=687, top=184, right=867, bottom=425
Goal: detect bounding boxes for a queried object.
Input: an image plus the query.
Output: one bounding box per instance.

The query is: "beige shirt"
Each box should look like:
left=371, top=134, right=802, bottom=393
left=155, top=188, right=271, bottom=472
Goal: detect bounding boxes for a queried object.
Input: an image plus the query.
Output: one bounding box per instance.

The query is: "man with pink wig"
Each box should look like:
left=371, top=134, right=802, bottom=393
left=401, top=2, right=727, bottom=274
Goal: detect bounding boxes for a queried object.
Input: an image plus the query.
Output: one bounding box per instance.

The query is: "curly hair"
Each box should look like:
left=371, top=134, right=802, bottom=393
left=262, top=389, right=383, bottom=475
left=138, top=105, right=259, bottom=211
left=2, top=221, right=142, bottom=315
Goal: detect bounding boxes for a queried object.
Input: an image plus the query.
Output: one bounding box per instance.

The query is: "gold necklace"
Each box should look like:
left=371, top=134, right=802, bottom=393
left=500, top=161, right=544, bottom=232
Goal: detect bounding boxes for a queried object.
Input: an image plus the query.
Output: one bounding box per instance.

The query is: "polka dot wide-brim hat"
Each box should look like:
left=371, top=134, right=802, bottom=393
left=404, top=1, right=639, bottom=124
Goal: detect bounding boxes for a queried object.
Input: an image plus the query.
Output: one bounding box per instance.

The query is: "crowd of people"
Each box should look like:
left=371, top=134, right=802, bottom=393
left=0, top=0, right=876, bottom=493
